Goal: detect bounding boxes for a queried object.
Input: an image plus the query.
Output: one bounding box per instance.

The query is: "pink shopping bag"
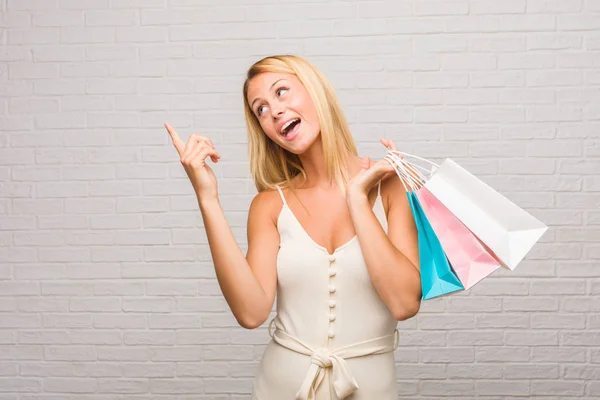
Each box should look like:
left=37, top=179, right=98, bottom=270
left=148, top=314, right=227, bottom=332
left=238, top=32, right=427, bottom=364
left=415, top=186, right=500, bottom=289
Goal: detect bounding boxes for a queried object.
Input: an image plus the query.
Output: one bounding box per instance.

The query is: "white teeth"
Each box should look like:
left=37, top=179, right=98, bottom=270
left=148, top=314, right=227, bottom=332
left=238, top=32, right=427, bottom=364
left=281, top=118, right=299, bottom=135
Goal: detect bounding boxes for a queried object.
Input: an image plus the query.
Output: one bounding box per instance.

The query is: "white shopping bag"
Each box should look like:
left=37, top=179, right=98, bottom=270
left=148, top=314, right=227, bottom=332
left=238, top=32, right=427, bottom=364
left=423, top=158, right=548, bottom=270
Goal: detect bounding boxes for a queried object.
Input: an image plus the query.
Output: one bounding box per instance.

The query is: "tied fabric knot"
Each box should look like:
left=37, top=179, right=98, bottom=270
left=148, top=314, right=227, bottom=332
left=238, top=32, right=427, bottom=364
left=295, top=348, right=359, bottom=400
left=311, top=348, right=333, bottom=368
left=268, top=317, right=399, bottom=400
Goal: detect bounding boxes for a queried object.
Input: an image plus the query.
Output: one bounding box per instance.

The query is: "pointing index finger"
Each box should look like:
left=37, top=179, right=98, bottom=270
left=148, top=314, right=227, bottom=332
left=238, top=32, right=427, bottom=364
left=164, top=122, right=185, bottom=155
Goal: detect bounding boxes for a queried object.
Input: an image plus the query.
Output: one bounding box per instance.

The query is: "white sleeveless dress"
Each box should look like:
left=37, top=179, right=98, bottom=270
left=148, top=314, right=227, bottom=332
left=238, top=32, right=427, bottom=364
left=252, top=181, right=400, bottom=400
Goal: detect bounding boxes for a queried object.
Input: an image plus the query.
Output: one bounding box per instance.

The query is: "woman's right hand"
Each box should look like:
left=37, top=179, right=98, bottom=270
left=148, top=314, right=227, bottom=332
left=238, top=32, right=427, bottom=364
left=164, top=122, right=221, bottom=202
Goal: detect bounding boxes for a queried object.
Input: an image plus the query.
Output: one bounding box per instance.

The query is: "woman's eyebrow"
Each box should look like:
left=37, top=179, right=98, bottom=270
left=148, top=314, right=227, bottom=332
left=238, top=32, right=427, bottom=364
left=250, top=78, right=286, bottom=109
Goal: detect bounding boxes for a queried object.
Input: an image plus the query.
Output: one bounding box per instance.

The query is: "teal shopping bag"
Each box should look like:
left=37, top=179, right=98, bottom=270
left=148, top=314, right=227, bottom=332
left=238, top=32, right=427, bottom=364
left=407, top=191, right=464, bottom=300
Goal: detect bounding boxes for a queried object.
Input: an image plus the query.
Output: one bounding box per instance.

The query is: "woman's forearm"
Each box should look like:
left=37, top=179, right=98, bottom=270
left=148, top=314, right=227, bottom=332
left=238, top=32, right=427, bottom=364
left=198, top=196, right=270, bottom=328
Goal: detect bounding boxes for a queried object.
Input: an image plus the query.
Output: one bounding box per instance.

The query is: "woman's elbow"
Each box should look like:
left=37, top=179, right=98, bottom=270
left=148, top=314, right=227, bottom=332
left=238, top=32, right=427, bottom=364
left=237, top=316, right=264, bottom=330
left=393, top=299, right=421, bottom=321
left=236, top=310, right=270, bottom=330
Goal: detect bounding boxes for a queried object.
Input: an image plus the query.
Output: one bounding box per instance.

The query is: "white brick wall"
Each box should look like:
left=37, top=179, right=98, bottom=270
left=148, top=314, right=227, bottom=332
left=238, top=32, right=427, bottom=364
left=0, top=0, right=599, bottom=398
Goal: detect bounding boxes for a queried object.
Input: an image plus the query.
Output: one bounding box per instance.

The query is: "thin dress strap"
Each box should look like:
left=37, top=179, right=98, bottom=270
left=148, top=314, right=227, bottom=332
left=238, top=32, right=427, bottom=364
left=378, top=179, right=382, bottom=199
left=275, top=185, right=287, bottom=206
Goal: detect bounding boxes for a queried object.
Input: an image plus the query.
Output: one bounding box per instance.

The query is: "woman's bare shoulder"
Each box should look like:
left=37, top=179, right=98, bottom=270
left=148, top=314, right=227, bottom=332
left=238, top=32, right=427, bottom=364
left=249, top=186, right=285, bottom=225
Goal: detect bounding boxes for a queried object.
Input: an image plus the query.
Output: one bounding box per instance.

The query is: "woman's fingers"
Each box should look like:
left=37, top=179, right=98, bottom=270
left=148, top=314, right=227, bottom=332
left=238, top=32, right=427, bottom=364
left=360, top=156, right=370, bottom=170
left=161, top=120, right=222, bottom=170
left=380, top=138, right=421, bottom=183
left=380, top=137, right=402, bottom=165
left=381, top=137, right=398, bottom=152
left=165, top=123, right=186, bottom=155
left=181, top=134, right=217, bottom=160
left=197, top=148, right=220, bottom=165
left=205, top=138, right=220, bottom=161
left=181, top=135, right=199, bottom=161
left=185, top=140, right=220, bottom=165
left=165, top=123, right=219, bottom=162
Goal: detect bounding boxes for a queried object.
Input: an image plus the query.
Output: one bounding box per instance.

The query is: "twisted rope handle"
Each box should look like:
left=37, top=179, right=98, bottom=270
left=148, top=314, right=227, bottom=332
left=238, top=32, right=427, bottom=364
left=387, top=150, right=440, bottom=168
left=384, top=152, right=428, bottom=192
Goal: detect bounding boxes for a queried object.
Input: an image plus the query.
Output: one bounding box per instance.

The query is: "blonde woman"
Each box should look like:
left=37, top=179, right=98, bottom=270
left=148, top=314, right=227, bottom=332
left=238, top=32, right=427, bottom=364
left=165, top=55, right=421, bottom=400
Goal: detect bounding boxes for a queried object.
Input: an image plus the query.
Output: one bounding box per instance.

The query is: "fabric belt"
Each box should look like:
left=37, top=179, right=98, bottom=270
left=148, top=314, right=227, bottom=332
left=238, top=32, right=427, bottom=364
left=268, top=318, right=400, bottom=400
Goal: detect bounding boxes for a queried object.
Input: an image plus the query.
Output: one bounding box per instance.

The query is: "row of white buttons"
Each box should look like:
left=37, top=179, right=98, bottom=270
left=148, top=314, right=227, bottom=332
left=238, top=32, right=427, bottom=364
left=328, top=254, right=336, bottom=339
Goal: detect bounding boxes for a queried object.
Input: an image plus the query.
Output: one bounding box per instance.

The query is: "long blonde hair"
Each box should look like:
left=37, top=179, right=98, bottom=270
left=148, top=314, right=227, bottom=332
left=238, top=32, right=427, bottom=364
left=242, top=55, right=358, bottom=199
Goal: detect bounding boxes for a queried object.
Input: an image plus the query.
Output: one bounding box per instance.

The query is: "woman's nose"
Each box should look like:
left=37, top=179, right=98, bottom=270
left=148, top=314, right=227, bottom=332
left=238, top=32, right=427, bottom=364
left=271, top=104, right=285, bottom=118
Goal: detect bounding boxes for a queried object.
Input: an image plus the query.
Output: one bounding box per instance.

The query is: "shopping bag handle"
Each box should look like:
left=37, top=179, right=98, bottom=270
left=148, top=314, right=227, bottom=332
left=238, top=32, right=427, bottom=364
left=384, top=155, right=413, bottom=192
left=384, top=154, right=422, bottom=189
left=385, top=151, right=430, bottom=184
left=384, top=154, right=423, bottom=192
left=385, top=152, right=430, bottom=182
left=396, top=159, right=425, bottom=190
left=386, top=150, right=440, bottom=168
left=386, top=151, right=432, bottom=177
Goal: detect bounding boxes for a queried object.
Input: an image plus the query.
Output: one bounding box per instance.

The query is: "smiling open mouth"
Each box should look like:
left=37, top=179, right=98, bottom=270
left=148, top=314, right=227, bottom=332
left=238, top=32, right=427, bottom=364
left=281, top=118, right=301, bottom=137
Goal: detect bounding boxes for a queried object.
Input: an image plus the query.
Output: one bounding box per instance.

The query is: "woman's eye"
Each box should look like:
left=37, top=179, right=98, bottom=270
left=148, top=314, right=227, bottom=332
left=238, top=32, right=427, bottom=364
left=256, top=87, right=288, bottom=116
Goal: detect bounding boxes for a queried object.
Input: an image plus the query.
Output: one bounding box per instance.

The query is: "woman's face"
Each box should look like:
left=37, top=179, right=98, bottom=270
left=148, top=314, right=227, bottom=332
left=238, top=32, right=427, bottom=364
left=246, top=72, right=321, bottom=154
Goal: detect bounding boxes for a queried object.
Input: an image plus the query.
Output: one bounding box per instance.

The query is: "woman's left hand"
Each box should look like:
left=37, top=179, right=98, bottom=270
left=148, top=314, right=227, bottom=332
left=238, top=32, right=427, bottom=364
left=347, top=138, right=400, bottom=202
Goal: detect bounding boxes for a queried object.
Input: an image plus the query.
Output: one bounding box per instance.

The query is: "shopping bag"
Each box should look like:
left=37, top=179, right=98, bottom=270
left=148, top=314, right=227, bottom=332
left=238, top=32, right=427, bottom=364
left=392, top=156, right=500, bottom=289
left=415, top=186, right=501, bottom=289
left=387, top=155, right=501, bottom=289
left=386, top=155, right=464, bottom=300
left=426, top=158, right=547, bottom=270
left=387, top=151, right=548, bottom=271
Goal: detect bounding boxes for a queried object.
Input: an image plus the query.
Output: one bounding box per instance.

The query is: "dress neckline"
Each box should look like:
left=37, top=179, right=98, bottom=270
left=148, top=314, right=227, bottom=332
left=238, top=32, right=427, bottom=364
left=277, top=189, right=382, bottom=256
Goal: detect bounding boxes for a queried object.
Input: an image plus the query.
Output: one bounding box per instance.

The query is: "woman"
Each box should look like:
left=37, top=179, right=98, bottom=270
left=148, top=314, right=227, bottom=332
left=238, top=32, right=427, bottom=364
left=165, top=55, right=421, bottom=400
